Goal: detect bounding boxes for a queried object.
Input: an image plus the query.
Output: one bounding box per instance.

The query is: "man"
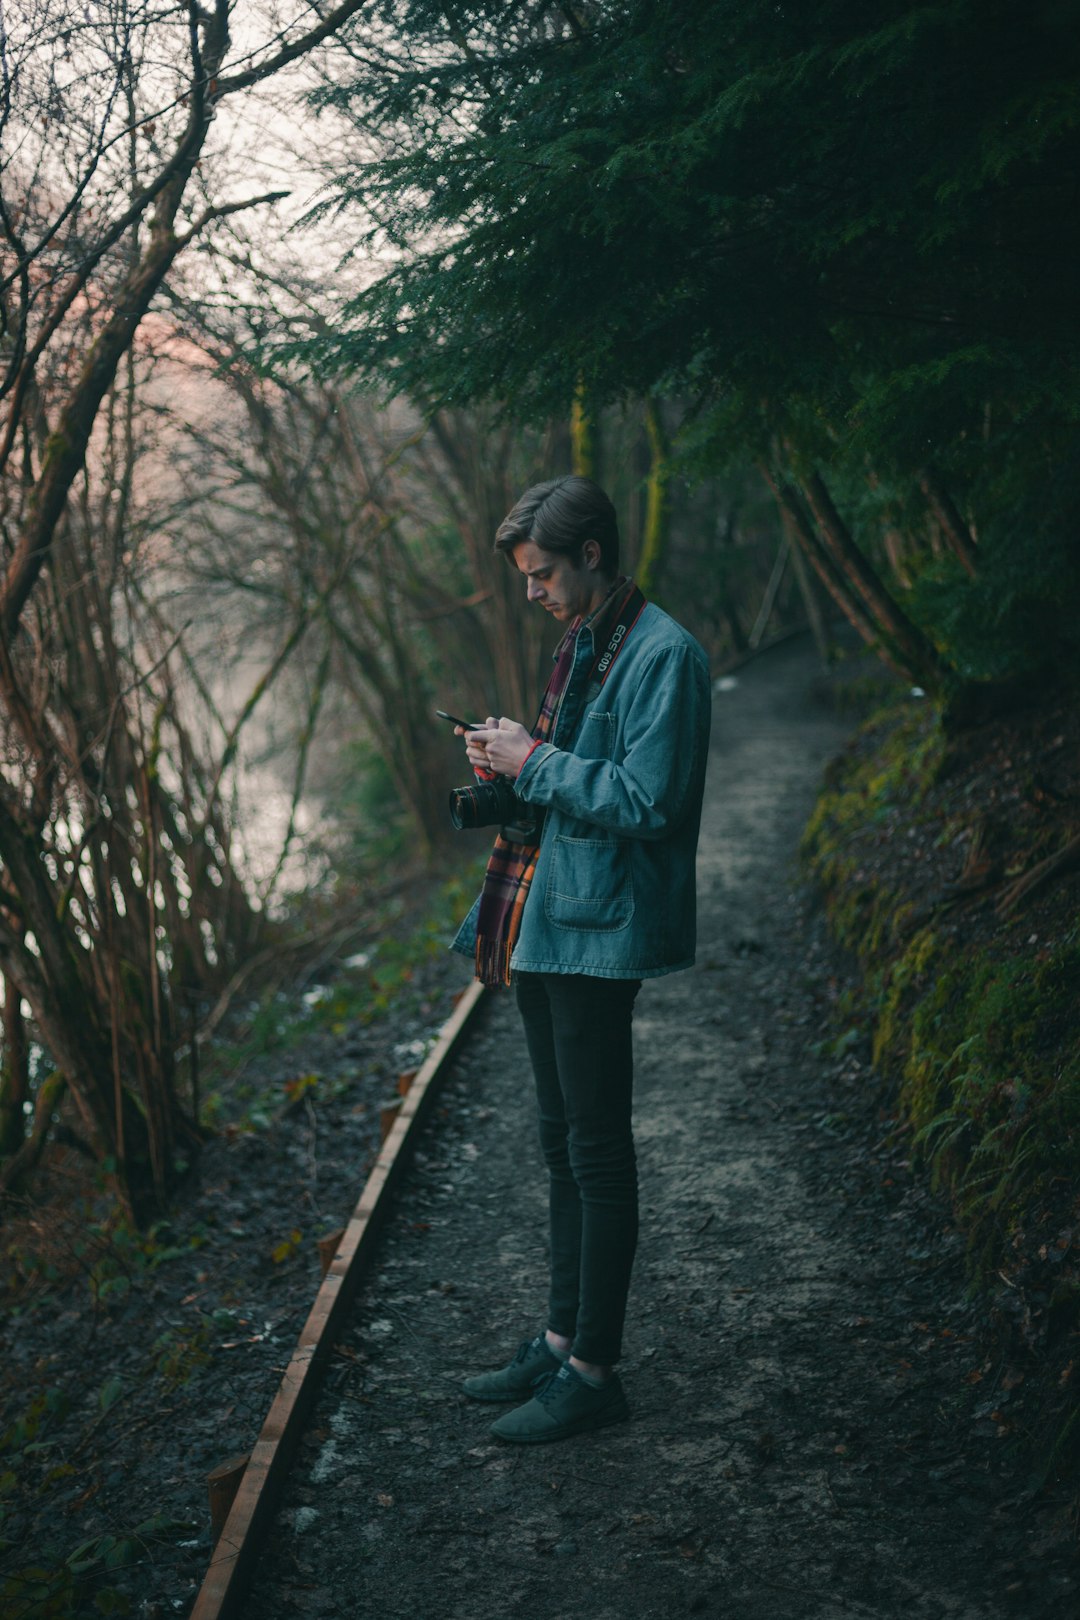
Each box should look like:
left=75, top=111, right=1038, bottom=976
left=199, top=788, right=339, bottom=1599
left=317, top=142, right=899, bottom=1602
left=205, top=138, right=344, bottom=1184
left=452, top=474, right=711, bottom=1444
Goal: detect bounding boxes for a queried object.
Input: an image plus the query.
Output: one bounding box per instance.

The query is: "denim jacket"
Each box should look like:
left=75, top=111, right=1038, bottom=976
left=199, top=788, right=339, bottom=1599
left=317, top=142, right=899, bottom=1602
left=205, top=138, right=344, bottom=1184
left=452, top=601, right=711, bottom=979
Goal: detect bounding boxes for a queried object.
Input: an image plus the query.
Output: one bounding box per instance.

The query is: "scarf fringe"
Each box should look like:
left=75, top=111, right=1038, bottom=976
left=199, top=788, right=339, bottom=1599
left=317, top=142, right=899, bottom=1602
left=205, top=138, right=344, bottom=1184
left=476, top=937, right=514, bottom=989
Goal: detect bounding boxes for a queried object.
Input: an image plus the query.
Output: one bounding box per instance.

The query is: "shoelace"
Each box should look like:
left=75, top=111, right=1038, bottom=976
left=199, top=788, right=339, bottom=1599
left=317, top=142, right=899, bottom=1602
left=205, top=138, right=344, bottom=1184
left=512, top=1335, right=547, bottom=1366
left=533, top=1366, right=579, bottom=1407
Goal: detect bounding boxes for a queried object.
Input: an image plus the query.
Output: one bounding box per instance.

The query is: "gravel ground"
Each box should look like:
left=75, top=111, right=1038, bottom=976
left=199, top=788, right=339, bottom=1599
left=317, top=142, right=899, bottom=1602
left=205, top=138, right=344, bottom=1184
left=239, top=638, right=1076, bottom=1620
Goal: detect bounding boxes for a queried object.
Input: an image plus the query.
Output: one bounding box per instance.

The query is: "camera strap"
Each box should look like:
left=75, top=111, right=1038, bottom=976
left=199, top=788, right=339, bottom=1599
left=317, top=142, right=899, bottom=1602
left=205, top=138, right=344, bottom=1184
left=560, top=578, right=648, bottom=735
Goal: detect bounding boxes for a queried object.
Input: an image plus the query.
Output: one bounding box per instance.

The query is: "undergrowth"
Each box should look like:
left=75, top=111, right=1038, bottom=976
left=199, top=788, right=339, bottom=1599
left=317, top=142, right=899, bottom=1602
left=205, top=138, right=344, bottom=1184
left=803, top=693, right=1080, bottom=1486
left=0, top=864, right=484, bottom=1617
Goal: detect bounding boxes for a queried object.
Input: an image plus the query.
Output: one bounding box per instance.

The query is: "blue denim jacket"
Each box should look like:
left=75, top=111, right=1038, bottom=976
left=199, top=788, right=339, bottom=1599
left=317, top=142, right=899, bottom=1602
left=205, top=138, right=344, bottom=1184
left=452, top=601, right=711, bottom=979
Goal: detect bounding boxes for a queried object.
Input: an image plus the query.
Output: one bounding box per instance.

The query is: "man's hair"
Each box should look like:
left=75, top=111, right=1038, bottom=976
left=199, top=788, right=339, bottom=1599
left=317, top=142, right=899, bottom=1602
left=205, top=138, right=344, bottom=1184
left=494, top=476, right=619, bottom=573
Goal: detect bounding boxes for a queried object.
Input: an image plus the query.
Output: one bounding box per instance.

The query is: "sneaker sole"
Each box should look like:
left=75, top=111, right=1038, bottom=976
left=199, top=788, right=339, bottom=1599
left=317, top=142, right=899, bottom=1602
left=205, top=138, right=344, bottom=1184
left=461, top=1384, right=536, bottom=1403
left=490, top=1399, right=630, bottom=1444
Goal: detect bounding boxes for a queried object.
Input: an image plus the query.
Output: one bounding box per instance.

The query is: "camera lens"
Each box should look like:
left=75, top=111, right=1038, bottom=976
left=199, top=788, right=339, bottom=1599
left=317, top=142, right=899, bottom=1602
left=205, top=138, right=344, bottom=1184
left=449, top=785, right=482, bottom=830
left=448, top=778, right=521, bottom=830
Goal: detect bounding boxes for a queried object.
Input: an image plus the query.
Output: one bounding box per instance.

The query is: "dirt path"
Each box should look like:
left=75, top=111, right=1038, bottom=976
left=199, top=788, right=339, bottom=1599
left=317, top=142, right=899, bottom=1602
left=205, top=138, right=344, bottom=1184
left=243, top=640, right=1068, bottom=1620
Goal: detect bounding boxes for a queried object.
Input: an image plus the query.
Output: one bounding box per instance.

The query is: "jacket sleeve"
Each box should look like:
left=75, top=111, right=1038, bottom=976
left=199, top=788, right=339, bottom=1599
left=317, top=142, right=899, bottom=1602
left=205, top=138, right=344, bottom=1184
left=514, top=643, right=711, bottom=841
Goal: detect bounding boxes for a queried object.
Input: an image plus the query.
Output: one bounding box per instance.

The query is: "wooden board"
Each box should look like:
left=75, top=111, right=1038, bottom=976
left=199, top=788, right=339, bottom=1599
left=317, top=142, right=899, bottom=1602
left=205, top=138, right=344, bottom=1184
left=188, top=977, right=486, bottom=1620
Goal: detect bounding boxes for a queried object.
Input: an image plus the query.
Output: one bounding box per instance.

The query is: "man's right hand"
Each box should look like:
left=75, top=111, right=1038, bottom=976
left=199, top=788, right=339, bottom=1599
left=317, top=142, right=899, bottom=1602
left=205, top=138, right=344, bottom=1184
left=457, top=716, right=500, bottom=773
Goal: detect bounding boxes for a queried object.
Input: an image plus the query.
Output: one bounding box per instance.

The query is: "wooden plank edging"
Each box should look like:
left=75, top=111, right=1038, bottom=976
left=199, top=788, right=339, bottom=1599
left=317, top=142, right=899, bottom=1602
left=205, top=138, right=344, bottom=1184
left=189, top=977, right=487, bottom=1620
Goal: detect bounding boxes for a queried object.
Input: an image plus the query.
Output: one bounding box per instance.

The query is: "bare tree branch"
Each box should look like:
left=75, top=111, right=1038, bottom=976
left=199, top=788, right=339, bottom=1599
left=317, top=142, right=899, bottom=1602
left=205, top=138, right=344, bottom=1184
left=215, top=0, right=373, bottom=96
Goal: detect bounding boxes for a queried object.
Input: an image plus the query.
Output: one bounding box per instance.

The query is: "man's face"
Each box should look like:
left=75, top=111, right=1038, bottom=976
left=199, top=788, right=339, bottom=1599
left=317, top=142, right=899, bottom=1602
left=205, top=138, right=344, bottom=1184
left=511, top=538, right=606, bottom=623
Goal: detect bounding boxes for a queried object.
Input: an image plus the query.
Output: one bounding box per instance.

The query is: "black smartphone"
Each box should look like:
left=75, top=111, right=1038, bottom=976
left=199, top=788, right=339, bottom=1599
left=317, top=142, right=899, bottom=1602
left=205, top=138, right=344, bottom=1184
left=435, top=709, right=484, bottom=731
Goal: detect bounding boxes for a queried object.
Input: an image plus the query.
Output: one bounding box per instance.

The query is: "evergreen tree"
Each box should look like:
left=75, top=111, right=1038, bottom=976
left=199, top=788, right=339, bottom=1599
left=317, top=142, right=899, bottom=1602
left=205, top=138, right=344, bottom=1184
left=305, top=0, right=1080, bottom=684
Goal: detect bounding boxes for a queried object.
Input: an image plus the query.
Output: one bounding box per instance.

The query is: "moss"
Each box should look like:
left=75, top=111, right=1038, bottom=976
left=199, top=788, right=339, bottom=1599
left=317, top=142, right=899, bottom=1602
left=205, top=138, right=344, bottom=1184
left=802, top=700, right=945, bottom=876
left=872, top=926, right=939, bottom=1074
left=901, top=960, right=968, bottom=1132
left=807, top=702, right=1080, bottom=1287
left=872, top=926, right=1080, bottom=1257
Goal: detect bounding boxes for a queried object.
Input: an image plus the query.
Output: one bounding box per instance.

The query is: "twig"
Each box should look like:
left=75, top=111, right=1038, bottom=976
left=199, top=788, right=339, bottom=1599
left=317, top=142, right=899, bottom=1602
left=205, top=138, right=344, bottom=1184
left=995, top=832, right=1080, bottom=916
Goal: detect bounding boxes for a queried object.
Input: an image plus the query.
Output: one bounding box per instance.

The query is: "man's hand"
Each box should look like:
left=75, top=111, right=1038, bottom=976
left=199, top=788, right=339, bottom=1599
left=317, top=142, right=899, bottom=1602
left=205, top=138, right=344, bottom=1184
left=457, top=716, right=534, bottom=778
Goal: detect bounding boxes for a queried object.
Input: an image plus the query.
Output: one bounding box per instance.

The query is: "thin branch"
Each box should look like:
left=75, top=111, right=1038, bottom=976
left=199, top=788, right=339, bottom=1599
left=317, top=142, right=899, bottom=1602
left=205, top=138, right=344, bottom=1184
left=176, top=190, right=291, bottom=247
left=260, top=637, right=332, bottom=911
left=199, top=612, right=313, bottom=819
left=215, top=0, right=374, bottom=96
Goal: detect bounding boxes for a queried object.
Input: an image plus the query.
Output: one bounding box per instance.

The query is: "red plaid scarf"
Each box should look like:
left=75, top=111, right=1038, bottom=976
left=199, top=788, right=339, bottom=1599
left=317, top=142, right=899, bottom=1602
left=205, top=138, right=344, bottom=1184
left=474, top=577, right=646, bottom=987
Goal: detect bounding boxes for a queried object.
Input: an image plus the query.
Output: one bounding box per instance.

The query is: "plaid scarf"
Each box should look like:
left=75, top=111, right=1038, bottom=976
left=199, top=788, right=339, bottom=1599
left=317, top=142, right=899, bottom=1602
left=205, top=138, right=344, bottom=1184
left=474, top=577, right=647, bottom=987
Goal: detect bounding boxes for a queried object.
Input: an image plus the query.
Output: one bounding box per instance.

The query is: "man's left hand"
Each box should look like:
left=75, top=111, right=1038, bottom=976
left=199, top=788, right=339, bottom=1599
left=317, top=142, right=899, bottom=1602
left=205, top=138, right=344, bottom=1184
left=471, top=717, right=535, bottom=778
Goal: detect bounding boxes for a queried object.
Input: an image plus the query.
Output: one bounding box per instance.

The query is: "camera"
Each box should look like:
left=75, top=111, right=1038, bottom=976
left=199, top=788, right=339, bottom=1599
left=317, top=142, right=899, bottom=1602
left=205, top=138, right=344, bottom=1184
left=449, top=777, right=544, bottom=843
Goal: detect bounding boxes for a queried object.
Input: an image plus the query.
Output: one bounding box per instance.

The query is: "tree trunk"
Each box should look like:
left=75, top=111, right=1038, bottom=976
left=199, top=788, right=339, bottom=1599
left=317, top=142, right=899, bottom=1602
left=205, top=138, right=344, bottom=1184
left=717, top=591, right=749, bottom=657
left=759, top=466, right=904, bottom=674
left=919, top=466, right=979, bottom=578
left=0, top=789, right=194, bottom=1223
left=799, top=469, right=947, bottom=689
left=0, top=1072, right=66, bottom=1200
left=0, top=965, right=29, bottom=1160
left=637, top=397, right=670, bottom=596
left=571, top=379, right=596, bottom=479
left=783, top=510, right=831, bottom=664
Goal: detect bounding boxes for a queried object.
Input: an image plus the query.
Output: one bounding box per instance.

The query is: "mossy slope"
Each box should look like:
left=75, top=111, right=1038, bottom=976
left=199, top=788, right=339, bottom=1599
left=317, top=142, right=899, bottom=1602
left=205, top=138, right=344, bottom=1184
left=804, top=692, right=1080, bottom=1482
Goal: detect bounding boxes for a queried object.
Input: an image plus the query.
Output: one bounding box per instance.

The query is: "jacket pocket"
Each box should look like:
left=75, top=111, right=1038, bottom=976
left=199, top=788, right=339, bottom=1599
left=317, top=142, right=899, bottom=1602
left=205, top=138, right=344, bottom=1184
left=544, top=835, right=634, bottom=933
left=577, top=709, right=617, bottom=759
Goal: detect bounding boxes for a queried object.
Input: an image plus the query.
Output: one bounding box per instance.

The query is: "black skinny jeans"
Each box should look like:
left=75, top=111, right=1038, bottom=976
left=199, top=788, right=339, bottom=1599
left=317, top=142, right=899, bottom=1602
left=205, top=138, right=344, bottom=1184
left=514, top=971, right=641, bottom=1367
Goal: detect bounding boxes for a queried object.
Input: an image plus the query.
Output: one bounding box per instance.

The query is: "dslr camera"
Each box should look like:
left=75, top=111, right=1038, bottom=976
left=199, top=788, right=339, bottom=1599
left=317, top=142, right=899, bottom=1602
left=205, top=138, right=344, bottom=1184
left=449, top=777, right=543, bottom=844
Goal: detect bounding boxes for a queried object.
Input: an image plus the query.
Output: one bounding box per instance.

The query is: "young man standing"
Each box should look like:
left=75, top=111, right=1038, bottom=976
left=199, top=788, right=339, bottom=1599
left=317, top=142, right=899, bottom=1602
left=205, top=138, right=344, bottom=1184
left=452, top=474, right=711, bottom=1444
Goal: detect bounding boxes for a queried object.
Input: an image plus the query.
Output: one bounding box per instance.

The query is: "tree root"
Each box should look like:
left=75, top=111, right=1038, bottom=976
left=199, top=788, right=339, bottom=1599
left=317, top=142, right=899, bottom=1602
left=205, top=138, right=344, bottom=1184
left=996, top=832, right=1080, bottom=917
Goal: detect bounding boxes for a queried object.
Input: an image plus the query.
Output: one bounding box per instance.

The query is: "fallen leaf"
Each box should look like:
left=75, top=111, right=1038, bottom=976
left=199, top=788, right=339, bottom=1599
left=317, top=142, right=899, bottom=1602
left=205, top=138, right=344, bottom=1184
left=271, top=1229, right=302, bottom=1265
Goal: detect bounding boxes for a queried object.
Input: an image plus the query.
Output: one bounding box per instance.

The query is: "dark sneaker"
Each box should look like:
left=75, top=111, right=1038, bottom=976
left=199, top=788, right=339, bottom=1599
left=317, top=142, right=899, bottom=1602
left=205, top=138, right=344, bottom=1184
left=461, top=1335, right=567, bottom=1403
left=490, top=1364, right=629, bottom=1444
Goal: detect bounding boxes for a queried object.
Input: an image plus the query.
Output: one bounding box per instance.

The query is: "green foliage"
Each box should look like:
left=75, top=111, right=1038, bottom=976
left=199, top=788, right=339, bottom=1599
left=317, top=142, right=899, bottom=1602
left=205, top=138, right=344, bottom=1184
left=332, top=738, right=415, bottom=871
left=439, top=863, right=485, bottom=932
left=0, top=1389, right=70, bottom=1460
left=1, top=1207, right=210, bottom=1329
left=0, top=1513, right=189, bottom=1619
left=293, top=0, right=1080, bottom=686
left=201, top=869, right=483, bottom=1127
left=307, top=1, right=1080, bottom=433
left=909, top=461, right=1080, bottom=682
left=901, top=937, right=1080, bottom=1268
left=151, top=1324, right=211, bottom=1390
left=801, top=698, right=945, bottom=953
left=0, top=1392, right=133, bottom=1620
left=805, top=703, right=1080, bottom=1281
left=79, top=1218, right=194, bottom=1308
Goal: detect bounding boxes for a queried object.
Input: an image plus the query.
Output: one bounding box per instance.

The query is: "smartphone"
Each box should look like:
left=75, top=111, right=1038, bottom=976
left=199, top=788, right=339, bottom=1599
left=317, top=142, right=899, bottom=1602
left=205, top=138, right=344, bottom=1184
left=435, top=709, right=484, bottom=731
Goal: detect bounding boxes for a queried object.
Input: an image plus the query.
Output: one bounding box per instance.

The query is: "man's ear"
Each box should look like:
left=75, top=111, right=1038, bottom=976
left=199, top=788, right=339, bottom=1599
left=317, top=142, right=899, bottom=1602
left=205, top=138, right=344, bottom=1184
left=582, top=538, right=601, bottom=571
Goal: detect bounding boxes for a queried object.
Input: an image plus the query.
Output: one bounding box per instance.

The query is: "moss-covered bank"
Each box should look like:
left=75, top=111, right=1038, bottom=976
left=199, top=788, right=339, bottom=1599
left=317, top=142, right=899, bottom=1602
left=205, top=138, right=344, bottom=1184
left=803, top=691, right=1080, bottom=1484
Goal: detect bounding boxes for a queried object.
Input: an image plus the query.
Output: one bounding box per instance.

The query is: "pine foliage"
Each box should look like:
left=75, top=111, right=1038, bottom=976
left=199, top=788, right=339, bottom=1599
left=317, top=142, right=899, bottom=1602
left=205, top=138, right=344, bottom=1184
left=301, top=0, right=1080, bottom=681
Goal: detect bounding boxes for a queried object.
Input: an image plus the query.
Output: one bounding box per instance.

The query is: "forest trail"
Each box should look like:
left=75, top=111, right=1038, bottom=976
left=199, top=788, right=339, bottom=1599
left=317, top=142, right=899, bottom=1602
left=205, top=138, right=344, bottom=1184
left=245, top=638, right=1056, bottom=1620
